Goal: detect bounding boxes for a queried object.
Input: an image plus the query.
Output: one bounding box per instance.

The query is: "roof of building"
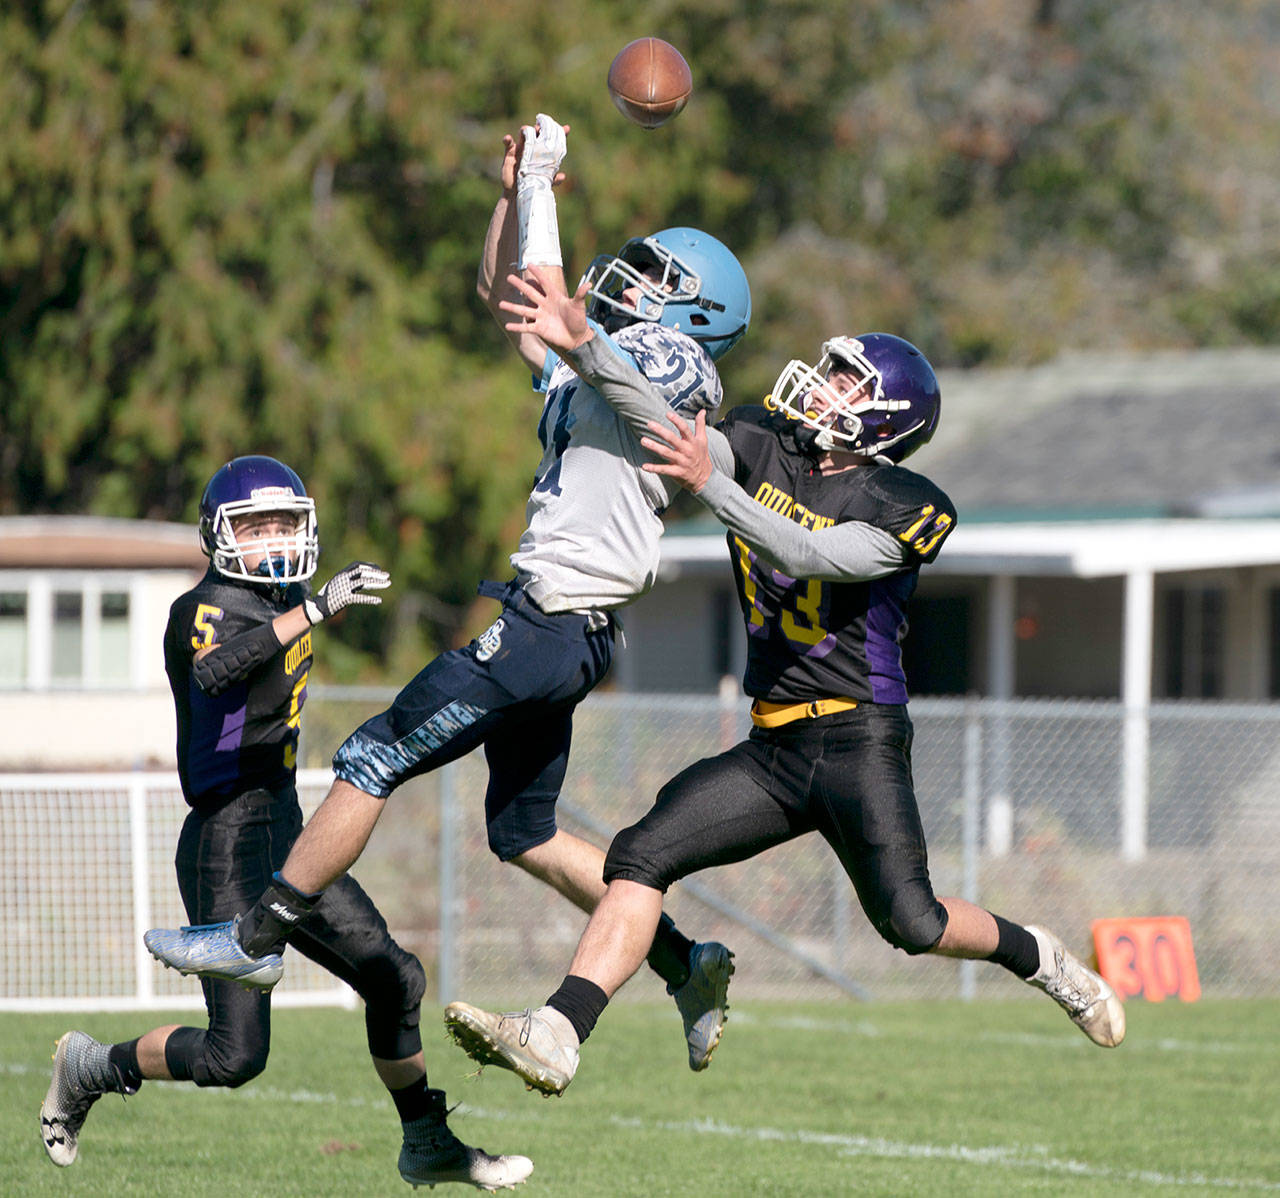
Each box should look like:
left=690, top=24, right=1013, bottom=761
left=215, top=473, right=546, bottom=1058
left=0, top=517, right=205, bottom=569
left=928, top=347, right=1280, bottom=520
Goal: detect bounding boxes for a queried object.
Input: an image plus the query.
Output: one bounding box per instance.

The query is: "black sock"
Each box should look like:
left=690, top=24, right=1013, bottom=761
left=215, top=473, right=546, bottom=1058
left=988, top=914, right=1041, bottom=979
left=106, top=1039, right=144, bottom=1094
left=546, top=975, right=609, bottom=1044
left=239, top=872, right=320, bottom=957
left=646, top=913, right=696, bottom=991
left=389, top=1076, right=433, bottom=1124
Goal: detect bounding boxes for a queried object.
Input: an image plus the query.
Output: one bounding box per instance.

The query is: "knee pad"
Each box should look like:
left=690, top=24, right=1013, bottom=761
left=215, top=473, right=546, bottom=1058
left=358, top=947, right=427, bottom=1061
left=603, top=825, right=669, bottom=892
left=875, top=897, right=947, bottom=956
left=486, top=817, right=554, bottom=863
left=198, top=1039, right=269, bottom=1089
left=332, top=728, right=400, bottom=799
left=164, top=1022, right=269, bottom=1090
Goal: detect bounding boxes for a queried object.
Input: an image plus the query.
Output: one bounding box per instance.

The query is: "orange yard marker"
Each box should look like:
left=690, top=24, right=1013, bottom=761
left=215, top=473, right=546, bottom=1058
left=1091, top=916, right=1201, bottom=1002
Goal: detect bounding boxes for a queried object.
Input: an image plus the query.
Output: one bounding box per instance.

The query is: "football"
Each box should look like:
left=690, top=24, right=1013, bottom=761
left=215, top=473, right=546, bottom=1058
left=607, top=38, right=692, bottom=129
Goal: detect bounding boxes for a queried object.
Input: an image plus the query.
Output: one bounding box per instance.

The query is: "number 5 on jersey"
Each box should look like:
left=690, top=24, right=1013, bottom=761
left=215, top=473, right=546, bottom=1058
left=191, top=604, right=223, bottom=651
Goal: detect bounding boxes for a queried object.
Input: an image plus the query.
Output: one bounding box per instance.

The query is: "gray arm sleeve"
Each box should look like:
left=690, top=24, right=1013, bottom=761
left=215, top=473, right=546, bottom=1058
left=564, top=332, right=735, bottom=473
left=696, top=471, right=909, bottom=581
left=563, top=332, right=896, bottom=575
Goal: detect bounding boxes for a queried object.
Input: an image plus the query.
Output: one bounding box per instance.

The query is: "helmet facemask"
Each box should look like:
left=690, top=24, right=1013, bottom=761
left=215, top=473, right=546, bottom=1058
left=771, top=336, right=925, bottom=457
left=207, top=495, right=319, bottom=586
left=582, top=238, right=703, bottom=331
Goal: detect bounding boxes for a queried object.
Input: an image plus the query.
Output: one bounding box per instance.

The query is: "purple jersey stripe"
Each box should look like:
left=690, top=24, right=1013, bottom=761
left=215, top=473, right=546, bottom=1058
left=865, top=575, right=912, bottom=704
left=215, top=706, right=247, bottom=754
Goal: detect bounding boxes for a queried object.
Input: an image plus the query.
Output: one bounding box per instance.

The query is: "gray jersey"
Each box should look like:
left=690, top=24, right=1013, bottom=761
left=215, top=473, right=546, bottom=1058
left=511, top=321, right=722, bottom=613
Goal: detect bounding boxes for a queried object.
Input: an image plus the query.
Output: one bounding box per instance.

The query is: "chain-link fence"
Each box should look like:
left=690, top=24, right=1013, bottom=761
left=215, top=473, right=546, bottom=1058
left=4, top=693, right=1277, bottom=1010
left=301, top=691, right=1280, bottom=1006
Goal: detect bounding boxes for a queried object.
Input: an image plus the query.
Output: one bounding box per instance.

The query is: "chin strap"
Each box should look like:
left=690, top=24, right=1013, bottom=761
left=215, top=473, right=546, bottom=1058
left=516, top=114, right=566, bottom=269
left=794, top=425, right=827, bottom=458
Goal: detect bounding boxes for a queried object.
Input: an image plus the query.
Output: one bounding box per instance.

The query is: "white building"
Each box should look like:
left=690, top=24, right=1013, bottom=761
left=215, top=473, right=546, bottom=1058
left=0, top=516, right=204, bottom=769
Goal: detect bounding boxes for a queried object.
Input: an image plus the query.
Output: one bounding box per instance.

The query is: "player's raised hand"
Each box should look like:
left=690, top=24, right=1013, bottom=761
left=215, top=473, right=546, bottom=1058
left=503, top=119, right=570, bottom=193
left=518, top=114, right=568, bottom=181
left=303, top=562, right=391, bottom=625
left=640, top=409, right=715, bottom=494
left=500, top=265, right=592, bottom=353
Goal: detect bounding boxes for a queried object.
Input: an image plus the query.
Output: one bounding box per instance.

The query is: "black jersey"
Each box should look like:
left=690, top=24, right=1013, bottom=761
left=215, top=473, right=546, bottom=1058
left=720, top=405, right=956, bottom=705
left=164, top=568, right=313, bottom=808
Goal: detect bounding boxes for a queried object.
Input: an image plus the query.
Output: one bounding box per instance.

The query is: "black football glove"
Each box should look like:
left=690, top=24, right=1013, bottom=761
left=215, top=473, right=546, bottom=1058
left=303, top=562, right=391, bottom=625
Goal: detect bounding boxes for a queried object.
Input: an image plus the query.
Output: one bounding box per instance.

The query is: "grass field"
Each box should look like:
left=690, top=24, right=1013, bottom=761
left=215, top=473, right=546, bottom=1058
left=4, top=997, right=1279, bottom=1196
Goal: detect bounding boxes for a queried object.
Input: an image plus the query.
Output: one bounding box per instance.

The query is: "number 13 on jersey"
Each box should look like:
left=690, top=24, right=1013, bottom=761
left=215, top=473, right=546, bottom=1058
left=735, top=537, right=834, bottom=655
left=898, top=504, right=952, bottom=559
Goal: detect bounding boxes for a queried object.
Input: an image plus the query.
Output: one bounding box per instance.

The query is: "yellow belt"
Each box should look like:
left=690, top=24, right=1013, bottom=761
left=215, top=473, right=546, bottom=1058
left=750, top=697, right=859, bottom=728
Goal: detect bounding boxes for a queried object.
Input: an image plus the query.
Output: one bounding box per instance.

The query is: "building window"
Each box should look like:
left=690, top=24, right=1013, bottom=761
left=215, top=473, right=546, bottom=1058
left=1162, top=586, right=1224, bottom=699
left=903, top=592, right=973, bottom=696
left=0, top=573, right=137, bottom=690
left=1270, top=589, right=1280, bottom=699
left=52, top=591, right=84, bottom=682
left=0, top=592, right=27, bottom=685
left=99, top=591, right=131, bottom=685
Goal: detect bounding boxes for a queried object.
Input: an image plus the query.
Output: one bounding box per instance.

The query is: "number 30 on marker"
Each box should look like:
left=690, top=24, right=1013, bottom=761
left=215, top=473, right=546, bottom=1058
left=1091, top=915, right=1201, bottom=1003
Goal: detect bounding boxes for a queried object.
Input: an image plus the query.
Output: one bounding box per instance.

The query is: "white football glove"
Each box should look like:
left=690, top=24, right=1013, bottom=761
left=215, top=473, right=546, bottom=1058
left=517, top=113, right=566, bottom=269
left=303, top=562, right=391, bottom=625
left=518, top=113, right=567, bottom=183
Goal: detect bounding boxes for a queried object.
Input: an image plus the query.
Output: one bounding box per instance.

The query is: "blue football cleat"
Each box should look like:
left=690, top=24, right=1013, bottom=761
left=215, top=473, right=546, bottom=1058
left=670, top=941, right=735, bottom=1071
left=144, top=914, right=284, bottom=990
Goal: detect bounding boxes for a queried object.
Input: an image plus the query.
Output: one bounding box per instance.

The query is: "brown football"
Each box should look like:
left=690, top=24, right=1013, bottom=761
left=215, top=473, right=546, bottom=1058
left=607, top=38, right=692, bottom=129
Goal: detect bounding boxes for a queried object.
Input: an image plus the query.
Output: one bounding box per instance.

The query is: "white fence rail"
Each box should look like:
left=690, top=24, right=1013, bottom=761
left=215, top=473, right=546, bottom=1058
left=0, top=769, right=354, bottom=1012
left=4, top=694, right=1279, bottom=1011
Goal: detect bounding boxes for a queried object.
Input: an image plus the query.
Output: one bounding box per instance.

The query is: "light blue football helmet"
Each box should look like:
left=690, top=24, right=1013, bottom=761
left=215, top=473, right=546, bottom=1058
left=583, top=227, right=751, bottom=361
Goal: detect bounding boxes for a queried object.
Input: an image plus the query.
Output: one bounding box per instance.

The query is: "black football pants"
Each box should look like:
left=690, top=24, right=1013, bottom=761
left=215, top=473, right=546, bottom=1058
left=604, top=703, right=949, bottom=954
left=164, top=785, right=424, bottom=1087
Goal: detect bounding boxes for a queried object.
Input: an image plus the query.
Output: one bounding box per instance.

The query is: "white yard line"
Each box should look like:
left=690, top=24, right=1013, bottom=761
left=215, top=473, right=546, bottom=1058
left=10, top=1057, right=1276, bottom=1192
left=605, top=1114, right=1280, bottom=1191
left=729, top=1011, right=1262, bottom=1054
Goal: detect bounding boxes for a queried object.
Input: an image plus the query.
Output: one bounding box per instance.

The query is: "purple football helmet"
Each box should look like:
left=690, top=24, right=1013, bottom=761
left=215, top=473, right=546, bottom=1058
left=198, top=455, right=319, bottom=585
left=769, top=333, right=941, bottom=462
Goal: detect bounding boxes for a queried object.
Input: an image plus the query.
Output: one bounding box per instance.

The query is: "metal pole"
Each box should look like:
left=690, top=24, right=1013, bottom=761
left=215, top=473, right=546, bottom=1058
left=832, top=853, right=851, bottom=981
left=986, top=575, right=1015, bottom=856
left=960, top=702, right=982, bottom=1000
left=129, top=770, right=154, bottom=1004
left=1122, top=569, right=1154, bottom=861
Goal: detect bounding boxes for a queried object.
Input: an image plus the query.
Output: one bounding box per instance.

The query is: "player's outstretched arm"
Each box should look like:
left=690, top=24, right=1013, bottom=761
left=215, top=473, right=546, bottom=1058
left=479, top=117, right=569, bottom=374
left=642, top=412, right=906, bottom=582
left=507, top=288, right=735, bottom=471
left=191, top=562, right=391, bottom=695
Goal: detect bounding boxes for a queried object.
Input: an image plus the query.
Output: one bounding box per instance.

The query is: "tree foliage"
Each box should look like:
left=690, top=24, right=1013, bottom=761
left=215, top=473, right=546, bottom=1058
left=2, top=0, right=1276, bottom=676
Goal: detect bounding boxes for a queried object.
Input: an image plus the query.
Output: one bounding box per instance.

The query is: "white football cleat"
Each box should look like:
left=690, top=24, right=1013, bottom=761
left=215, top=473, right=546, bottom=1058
left=40, top=1032, right=104, bottom=1166
left=444, top=1003, right=579, bottom=1096
left=1026, top=925, right=1126, bottom=1047
left=399, top=1114, right=533, bottom=1191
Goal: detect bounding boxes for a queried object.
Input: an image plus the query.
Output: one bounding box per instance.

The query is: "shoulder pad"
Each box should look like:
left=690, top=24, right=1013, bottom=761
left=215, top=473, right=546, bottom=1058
left=609, top=323, right=722, bottom=416
left=863, top=465, right=957, bottom=564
